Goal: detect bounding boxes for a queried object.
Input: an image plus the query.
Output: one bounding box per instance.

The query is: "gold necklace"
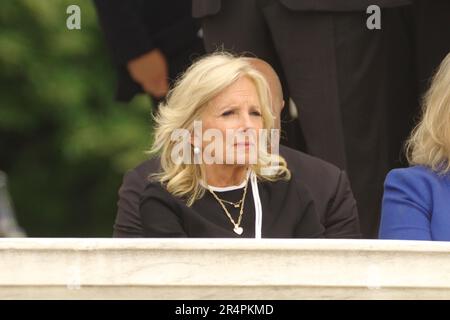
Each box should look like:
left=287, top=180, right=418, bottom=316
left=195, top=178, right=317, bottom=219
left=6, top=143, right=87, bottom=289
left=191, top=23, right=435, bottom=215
left=212, top=197, right=243, bottom=208
left=208, top=179, right=249, bottom=235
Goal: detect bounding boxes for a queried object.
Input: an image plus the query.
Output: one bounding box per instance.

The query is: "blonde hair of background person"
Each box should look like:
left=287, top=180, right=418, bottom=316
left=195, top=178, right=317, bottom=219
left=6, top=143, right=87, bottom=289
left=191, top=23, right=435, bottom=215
left=406, top=52, right=450, bottom=173
left=149, top=52, right=290, bottom=206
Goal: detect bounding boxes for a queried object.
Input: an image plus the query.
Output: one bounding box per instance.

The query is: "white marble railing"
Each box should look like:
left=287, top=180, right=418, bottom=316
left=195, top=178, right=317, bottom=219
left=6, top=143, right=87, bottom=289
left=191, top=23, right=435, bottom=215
left=1, top=238, right=450, bottom=299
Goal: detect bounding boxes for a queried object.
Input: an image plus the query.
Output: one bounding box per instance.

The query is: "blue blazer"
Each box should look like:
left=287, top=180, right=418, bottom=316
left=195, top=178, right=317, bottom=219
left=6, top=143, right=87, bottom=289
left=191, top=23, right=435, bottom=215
left=379, top=166, right=450, bottom=241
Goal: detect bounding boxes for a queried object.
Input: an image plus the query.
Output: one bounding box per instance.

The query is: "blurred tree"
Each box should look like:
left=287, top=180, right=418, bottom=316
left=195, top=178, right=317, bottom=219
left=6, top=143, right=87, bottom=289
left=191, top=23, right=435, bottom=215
left=0, top=0, right=153, bottom=236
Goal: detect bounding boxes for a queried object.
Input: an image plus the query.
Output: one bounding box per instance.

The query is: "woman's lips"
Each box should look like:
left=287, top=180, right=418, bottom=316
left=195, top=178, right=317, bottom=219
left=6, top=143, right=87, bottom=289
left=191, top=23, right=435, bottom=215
left=234, top=142, right=253, bottom=146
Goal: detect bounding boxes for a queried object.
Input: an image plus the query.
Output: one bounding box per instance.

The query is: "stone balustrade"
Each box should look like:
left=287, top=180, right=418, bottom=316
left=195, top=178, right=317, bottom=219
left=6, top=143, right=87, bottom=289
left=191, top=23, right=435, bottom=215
left=1, top=238, right=449, bottom=299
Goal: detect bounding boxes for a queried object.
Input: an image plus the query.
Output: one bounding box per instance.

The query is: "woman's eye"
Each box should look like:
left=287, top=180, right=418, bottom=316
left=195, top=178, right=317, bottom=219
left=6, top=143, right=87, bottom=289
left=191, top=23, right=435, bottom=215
left=251, top=111, right=262, bottom=116
left=222, top=110, right=234, bottom=116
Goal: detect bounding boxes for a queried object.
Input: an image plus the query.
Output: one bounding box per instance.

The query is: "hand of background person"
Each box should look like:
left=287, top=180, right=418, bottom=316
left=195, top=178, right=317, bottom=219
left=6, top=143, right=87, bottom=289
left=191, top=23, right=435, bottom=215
left=127, top=49, right=169, bottom=98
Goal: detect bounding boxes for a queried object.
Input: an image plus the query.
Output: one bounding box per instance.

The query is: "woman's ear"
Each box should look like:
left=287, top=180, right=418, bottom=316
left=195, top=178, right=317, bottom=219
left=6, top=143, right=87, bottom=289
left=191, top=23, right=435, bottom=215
left=191, top=119, right=203, bottom=148
left=190, top=133, right=194, bottom=147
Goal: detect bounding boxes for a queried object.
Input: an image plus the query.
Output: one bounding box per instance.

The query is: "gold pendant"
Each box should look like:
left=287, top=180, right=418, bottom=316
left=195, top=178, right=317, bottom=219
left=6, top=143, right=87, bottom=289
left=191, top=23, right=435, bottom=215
left=233, top=227, right=243, bottom=235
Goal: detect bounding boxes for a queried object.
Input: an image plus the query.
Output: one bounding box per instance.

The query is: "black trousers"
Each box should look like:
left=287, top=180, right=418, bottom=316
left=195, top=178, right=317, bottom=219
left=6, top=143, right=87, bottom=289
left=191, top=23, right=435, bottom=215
left=413, top=0, right=450, bottom=96
left=201, top=0, right=416, bottom=238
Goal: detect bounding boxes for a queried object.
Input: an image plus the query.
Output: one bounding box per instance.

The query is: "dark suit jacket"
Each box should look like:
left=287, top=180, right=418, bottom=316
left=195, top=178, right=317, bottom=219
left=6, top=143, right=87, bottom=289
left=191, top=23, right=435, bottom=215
left=94, top=0, right=204, bottom=102
left=115, top=145, right=361, bottom=238
left=193, top=0, right=412, bottom=17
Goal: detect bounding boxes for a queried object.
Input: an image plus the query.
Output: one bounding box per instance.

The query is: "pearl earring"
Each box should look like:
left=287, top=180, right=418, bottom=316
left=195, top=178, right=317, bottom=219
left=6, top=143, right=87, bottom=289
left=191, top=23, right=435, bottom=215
left=193, top=147, right=200, bottom=155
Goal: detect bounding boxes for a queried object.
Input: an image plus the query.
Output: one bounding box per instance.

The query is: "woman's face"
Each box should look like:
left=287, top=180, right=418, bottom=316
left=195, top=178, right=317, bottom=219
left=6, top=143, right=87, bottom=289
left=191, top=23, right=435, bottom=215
left=199, top=76, right=264, bottom=165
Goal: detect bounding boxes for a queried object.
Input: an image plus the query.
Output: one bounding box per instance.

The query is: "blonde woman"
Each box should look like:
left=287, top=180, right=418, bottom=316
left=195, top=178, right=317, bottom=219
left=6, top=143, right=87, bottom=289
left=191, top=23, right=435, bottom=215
left=139, top=53, right=325, bottom=238
left=379, top=52, right=450, bottom=241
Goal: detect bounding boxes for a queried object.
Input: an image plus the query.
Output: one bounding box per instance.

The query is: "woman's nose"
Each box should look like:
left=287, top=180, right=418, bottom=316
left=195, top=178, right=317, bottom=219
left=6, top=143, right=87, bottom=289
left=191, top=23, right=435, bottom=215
left=238, top=113, right=253, bottom=130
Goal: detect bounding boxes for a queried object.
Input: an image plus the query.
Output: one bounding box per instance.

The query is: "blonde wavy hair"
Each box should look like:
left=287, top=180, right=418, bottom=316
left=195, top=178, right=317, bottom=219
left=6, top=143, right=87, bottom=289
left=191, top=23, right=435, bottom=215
left=406, top=52, right=450, bottom=173
left=149, top=52, right=291, bottom=206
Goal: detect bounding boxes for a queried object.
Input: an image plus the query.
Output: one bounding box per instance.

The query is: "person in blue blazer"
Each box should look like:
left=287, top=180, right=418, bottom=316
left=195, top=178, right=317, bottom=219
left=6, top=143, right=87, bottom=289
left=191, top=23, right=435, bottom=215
left=379, top=52, right=450, bottom=241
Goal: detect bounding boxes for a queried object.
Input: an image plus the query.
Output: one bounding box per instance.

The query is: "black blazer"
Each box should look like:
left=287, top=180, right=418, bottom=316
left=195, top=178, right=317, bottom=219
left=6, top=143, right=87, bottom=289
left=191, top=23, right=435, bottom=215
left=115, top=145, right=361, bottom=238
left=192, top=0, right=412, bottom=17
left=140, top=168, right=325, bottom=238
left=94, top=0, right=204, bottom=102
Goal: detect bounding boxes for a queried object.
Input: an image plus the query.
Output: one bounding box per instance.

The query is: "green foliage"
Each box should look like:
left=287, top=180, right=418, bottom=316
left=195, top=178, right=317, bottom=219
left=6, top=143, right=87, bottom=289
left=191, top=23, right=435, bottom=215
left=0, top=0, right=153, bottom=236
